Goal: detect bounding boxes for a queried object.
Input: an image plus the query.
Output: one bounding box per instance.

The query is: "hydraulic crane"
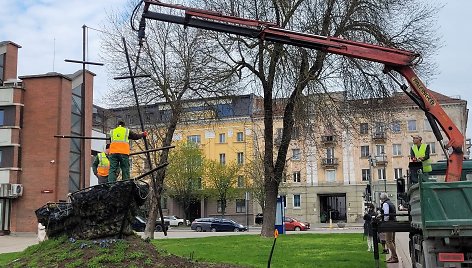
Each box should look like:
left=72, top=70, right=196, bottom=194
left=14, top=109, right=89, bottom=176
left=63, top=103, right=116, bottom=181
left=139, top=0, right=464, bottom=182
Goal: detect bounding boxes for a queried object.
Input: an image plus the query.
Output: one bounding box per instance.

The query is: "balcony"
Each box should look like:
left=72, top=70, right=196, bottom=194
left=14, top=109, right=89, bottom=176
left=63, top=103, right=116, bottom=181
left=321, top=158, right=339, bottom=168
left=374, top=154, right=388, bottom=165
left=372, top=132, right=387, bottom=142
left=321, top=135, right=337, bottom=145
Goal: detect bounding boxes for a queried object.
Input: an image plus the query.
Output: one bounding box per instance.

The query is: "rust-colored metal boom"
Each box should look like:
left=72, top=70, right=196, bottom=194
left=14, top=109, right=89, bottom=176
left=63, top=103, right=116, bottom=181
left=141, top=0, right=464, bottom=181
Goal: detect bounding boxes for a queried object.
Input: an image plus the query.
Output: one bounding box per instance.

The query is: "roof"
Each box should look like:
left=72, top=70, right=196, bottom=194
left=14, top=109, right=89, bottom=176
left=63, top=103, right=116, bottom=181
left=0, top=41, right=22, bottom=48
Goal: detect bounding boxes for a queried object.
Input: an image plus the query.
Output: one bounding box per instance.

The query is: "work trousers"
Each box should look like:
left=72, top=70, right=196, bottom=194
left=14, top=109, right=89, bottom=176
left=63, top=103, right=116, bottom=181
left=97, top=175, right=108, bottom=184
left=108, top=153, right=130, bottom=182
left=385, top=232, right=398, bottom=259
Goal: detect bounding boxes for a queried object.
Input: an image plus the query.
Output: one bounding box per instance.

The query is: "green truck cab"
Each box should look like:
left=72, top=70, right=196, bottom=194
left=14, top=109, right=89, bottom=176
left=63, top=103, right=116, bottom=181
left=408, top=160, right=472, bottom=267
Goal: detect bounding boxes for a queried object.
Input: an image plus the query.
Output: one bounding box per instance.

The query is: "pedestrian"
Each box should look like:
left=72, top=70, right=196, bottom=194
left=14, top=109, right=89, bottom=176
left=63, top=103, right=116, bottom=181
left=380, top=192, right=398, bottom=263
left=92, top=144, right=110, bottom=184
left=410, top=135, right=432, bottom=183
left=108, top=120, right=147, bottom=182
left=363, top=203, right=376, bottom=251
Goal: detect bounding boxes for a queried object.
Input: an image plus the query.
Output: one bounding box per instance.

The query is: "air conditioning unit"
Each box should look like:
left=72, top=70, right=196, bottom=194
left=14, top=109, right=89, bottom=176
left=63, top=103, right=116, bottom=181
left=10, top=184, right=23, bottom=197
left=0, top=184, right=11, bottom=198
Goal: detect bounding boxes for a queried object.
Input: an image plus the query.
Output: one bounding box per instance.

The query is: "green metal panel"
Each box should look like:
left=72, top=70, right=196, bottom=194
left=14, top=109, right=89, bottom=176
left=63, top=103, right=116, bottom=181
left=410, top=180, right=472, bottom=238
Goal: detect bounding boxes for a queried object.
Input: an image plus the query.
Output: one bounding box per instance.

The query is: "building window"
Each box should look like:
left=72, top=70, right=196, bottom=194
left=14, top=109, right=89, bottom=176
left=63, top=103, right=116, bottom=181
left=282, top=172, right=287, bottom=183
left=391, top=121, right=401, bottom=133
left=217, top=200, right=223, bottom=213
left=292, top=127, right=300, bottom=140
left=378, top=168, right=386, bottom=180
left=276, top=128, right=283, bottom=140
left=362, top=169, right=370, bottom=181
left=427, top=142, right=436, bottom=154
left=0, top=110, right=4, bottom=126
left=219, top=153, right=226, bottom=165
left=236, top=199, right=246, bottom=213
left=360, top=123, right=369, bottom=134
left=376, top=144, right=385, bottom=155
left=281, top=195, right=287, bottom=208
left=293, top=194, right=301, bottom=208
left=219, top=133, right=226, bottom=143
left=145, top=112, right=154, bottom=123
left=407, top=120, right=417, bottom=132
left=361, top=145, right=370, bottom=157
left=394, top=168, right=403, bottom=180
left=195, top=178, right=202, bottom=189
left=326, top=147, right=334, bottom=159
left=374, top=122, right=385, bottom=133
left=424, top=119, right=432, bottom=131
left=326, top=170, right=336, bottom=182
left=159, top=196, right=167, bottom=209
left=237, top=152, right=244, bottom=165
left=237, top=176, right=245, bottom=188
left=126, top=114, right=133, bottom=125
left=392, top=144, right=402, bottom=156
left=293, top=171, right=301, bottom=183
left=236, top=132, right=244, bottom=142
left=292, top=149, right=301, bottom=161
left=187, top=135, right=201, bottom=144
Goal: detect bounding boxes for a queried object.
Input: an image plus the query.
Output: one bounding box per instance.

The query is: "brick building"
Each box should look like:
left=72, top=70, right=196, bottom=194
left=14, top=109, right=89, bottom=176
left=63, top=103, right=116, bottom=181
left=0, top=41, right=94, bottom=233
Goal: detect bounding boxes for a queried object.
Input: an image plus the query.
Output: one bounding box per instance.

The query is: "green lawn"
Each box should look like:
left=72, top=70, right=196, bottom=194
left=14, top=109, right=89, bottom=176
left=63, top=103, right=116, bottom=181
left=153, top=233, right=387, bottom=268
left=0, top=233, right=386, bottom=267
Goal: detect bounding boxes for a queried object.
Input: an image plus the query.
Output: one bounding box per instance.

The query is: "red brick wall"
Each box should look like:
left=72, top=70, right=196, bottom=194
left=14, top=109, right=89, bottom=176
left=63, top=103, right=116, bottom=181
left=11, top=72, right=93, bottom=232
left=4, top=43, right=18, bottom=80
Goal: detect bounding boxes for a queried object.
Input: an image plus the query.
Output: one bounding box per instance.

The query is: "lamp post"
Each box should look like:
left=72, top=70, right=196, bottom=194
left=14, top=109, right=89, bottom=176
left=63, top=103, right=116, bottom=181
left=368, top=155, right=376, bottom=203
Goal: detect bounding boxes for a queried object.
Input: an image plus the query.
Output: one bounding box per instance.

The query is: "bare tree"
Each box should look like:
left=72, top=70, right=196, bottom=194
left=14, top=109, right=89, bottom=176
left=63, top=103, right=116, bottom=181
left=100, top=1, right=240, bottom=239
left=195, top=0, right=441, bottom=237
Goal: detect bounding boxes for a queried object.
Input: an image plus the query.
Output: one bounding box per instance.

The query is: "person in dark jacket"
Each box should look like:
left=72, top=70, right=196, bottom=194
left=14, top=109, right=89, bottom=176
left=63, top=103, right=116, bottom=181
left=380, top=192, right=398, bottom=263
left=363, top=203, right=376, bottom=251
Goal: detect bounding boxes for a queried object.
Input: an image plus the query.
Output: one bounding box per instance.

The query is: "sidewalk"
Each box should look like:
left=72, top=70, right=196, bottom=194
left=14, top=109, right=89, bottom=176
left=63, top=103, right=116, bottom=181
left=0, top=232, right=38, bottom=254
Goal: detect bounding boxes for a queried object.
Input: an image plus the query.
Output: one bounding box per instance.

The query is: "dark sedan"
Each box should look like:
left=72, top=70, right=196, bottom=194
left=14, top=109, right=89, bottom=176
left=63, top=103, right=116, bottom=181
left=191, top=217, right=247, bottom=232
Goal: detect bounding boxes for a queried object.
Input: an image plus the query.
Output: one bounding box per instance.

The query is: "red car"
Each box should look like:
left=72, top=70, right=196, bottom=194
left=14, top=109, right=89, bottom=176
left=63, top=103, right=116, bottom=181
left=284, top=216, right=310, bottom=231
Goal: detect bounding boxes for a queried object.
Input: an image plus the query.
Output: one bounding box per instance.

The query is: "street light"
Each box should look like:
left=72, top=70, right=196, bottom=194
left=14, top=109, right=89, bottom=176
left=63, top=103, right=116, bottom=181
left=368, top=155, right=376, bottom=203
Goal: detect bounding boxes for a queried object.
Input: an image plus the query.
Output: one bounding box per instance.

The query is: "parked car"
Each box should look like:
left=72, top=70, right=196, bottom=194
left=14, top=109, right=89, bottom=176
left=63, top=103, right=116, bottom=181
left=132, top=216, right=169, bottom=232
left=191, top=217, right=216, bottom=232
left=210, top=219, right=247, bottom=232
left=191, top=217, right=247, bottom=232
left=158, top=215, right=188, bottom=226
left=284, top=216, right=310, bottom=231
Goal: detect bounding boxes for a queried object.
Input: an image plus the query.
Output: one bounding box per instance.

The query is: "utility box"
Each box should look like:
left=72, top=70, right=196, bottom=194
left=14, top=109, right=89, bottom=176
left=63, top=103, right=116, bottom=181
left=275, top=196, right=285, bottom=234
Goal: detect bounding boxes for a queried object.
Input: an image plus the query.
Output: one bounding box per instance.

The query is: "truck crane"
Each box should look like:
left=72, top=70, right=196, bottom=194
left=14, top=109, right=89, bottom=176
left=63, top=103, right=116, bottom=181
left=138, top=1, right=472, bottom=267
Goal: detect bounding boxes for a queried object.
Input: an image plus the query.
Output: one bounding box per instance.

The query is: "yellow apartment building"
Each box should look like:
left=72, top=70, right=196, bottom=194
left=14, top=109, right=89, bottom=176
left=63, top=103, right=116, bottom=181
left=250, top=91, right=468, bottom=224
left=100, top=90, right=467, bottom=225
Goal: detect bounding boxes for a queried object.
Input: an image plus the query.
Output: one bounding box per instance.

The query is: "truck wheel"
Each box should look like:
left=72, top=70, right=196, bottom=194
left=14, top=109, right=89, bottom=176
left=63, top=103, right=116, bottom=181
left=155, top=225, right=163, bottom=232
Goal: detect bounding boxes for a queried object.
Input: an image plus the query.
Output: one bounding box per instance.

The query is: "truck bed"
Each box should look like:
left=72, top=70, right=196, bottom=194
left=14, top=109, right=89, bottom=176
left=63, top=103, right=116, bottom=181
left=409, top=180, right=472, bottom=238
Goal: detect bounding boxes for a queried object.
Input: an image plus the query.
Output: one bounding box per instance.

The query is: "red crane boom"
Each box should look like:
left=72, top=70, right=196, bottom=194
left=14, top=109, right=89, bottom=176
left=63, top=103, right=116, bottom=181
left=140, top=0, right=464, bottom=182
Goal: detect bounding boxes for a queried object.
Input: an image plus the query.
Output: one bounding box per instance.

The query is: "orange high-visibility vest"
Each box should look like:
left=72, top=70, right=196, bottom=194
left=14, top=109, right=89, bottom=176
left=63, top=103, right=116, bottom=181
left=97, top=152, right=110, bottom=176
left=109, top=126, right=130, bottom=155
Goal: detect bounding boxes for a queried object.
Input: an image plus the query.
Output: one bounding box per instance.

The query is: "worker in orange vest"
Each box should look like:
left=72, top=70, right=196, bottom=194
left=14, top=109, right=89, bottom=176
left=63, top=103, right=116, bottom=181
left=92, top=144, right=110, bottom=184
left=108, top=121, right=147, bottom=182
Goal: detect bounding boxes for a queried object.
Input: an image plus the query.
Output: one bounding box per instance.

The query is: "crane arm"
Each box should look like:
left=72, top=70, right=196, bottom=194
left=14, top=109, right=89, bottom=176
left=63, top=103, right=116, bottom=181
left=140, top=0, right=464, bottom=181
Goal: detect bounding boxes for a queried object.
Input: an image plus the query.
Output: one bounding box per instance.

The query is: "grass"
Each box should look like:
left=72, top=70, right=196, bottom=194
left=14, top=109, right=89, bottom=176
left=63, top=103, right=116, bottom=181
left=0, top=233, right=386, bottom=268
left=153, top=233, right=387, bottom=268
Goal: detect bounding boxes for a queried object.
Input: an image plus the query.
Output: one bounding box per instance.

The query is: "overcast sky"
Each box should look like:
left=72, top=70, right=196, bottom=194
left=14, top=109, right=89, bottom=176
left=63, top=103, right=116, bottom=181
left=1, top=0, right=471, bottom=136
